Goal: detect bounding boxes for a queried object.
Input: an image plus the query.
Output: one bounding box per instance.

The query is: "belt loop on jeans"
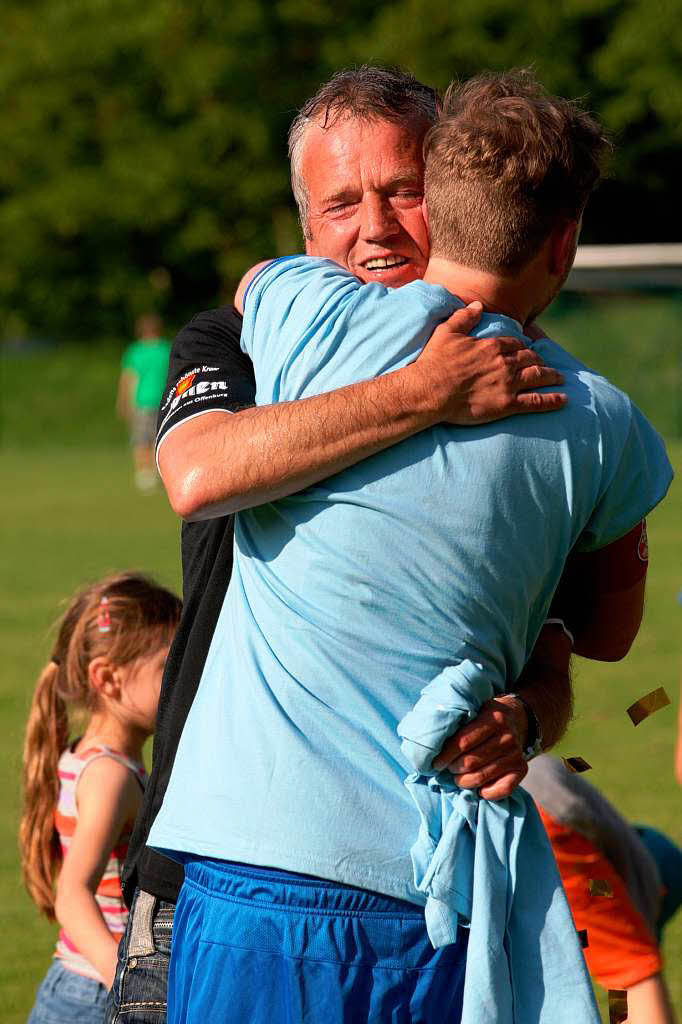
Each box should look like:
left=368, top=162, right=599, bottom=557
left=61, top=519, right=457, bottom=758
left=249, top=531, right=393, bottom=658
left=128, top=889, right=157, bottom=957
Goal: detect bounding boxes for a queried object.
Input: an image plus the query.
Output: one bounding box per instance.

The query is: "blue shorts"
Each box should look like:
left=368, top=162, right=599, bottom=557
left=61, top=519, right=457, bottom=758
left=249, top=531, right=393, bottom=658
left=169, top=858, right=468, bottom=1024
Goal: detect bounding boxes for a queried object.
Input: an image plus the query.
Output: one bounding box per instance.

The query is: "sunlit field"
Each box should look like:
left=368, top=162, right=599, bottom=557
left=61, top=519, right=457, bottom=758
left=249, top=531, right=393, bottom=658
left=1, top=308, right=680, bottom=1021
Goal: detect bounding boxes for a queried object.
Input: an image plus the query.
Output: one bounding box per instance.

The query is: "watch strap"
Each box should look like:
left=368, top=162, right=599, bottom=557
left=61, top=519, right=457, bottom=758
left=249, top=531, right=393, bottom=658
left=508, top=692, right=543, bottom=761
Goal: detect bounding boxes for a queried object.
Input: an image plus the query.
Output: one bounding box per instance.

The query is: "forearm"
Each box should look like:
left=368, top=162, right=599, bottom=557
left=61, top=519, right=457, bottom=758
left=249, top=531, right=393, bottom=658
left=433, top=623, right=573, bottom=799
left=116, top=372, right=135, bottom=421
left=161, top=362, right=440, bottom=521
left=55, top=884, right=119, bottom=988
left=625, top=973, right=677, bottom=1024
left=160, top=303, right=566, bottom=521
left=512, top=624, right=573, bottom=751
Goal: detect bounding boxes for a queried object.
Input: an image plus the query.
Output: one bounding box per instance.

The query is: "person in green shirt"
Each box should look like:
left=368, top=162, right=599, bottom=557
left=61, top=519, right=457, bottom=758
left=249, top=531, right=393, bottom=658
left=117, top=314, right=171, bottom=491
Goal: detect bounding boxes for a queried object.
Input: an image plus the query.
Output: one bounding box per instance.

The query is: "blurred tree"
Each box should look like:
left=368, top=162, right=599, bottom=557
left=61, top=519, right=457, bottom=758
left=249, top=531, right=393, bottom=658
left=0, top=0, right=333, bottom=338
left=325, top=0, right=682, bottom=244
left=0, top=0, right=679, bottom=340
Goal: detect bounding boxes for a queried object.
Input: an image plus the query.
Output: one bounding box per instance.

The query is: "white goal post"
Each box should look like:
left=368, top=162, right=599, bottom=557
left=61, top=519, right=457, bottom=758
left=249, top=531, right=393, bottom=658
left=568, top=244, right=682, bottom=291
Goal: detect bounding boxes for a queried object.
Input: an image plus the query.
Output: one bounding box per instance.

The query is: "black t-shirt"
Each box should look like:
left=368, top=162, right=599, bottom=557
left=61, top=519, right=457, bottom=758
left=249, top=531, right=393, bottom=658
left=122, top=306, right=254, bottom=906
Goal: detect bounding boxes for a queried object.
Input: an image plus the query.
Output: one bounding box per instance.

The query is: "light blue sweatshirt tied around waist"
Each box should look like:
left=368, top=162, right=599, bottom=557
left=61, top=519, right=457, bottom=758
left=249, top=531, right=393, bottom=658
left=397, top=660, right=600, bottom=1023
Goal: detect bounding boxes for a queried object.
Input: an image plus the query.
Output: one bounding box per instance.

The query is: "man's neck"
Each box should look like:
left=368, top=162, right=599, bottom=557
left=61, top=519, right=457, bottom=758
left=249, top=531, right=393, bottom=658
left=422, top=257, right=543, bottom=327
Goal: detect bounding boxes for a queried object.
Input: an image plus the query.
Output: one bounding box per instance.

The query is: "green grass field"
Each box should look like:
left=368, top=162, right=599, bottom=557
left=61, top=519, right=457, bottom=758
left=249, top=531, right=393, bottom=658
left=1, top=449, right=182, bottom=1020
left=1, top=443, right=679, bottom=1022
left=1, top=301, right=680, bottom=1021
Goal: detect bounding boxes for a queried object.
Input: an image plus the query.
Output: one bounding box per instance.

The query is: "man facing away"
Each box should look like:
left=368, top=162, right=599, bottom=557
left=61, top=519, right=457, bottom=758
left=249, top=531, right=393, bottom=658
left=149, top=71, right=671, bottom=1022
left=110, top=67, right=588, bottom=1024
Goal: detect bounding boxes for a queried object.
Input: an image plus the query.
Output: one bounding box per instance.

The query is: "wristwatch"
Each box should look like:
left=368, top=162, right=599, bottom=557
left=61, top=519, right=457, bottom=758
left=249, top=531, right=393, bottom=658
left=508, top=692, right=543, bottom=761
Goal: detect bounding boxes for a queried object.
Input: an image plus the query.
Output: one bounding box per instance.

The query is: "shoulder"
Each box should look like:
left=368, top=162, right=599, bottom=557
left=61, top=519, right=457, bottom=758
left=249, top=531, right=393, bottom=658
left=62, top=753, right=143, bottom=851
left=76, top=754, right=142, bottom=812
left=536, top=337, right=643, bottom=443
left=234, top=260, right=276, bottom=314
left=121, top=341, right=142, bottom=365
left=538, top=339, right=629, bottom=404
left=171, top=306, right=245, bottom=364
left=238, top=257, right=363, bottom=368
left=241, top=255, right=360, bottom=316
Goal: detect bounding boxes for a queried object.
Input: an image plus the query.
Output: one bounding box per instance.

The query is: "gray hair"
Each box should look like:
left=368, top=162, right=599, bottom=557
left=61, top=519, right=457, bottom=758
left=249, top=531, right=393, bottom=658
left=288, top=65, right=438, bottom=239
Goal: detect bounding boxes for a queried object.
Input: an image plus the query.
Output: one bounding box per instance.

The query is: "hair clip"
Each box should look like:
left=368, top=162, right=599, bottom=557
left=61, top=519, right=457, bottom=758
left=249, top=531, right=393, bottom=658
left=97, top=596, right=112, bottom=633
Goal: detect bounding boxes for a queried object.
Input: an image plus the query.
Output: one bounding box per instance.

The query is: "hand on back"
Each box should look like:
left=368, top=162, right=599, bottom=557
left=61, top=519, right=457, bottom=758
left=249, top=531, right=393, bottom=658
left=413, top=303, right=567, bottom=425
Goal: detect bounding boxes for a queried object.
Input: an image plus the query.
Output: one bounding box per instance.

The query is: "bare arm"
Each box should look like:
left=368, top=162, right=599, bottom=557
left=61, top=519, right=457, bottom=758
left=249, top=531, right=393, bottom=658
left=54, top=758, right=141, bottom=989
left=626, top=974, right=678, bottom=1024
left=160, top=303, right=567, bottom=521
left=116, top=369, right=136, bottom=421
left=550, top=522, right=648, bottom=662
left=429, top=520, right=650, bottom=799
left=433, top=621, right=573, bottom=800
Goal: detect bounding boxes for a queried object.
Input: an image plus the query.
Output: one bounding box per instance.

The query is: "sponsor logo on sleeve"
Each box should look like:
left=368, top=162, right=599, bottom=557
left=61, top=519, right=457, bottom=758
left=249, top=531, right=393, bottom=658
left=157, top=365, right=239, bottom=437
left=160, top=367, right=220, bottom=413
left=175, top=373, right=197, bottom=396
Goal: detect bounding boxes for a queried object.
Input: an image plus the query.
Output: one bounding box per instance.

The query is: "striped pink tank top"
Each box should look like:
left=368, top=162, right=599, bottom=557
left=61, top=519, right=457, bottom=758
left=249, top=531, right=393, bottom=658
left=53, top=744, right=147, bottom=982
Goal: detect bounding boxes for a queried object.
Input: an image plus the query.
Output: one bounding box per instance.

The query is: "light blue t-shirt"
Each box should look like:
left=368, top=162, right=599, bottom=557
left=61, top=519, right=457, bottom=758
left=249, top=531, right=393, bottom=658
left=150, top=256, right=672, bottom=903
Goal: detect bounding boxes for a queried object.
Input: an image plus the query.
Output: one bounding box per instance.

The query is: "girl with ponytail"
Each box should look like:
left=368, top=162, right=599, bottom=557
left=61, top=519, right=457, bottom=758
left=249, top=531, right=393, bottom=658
left=21, top=572, right=181, bottom=1023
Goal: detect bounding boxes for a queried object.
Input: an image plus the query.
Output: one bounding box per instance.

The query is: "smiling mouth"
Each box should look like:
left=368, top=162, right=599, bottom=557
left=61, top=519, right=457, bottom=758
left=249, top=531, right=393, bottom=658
left=363, top=256, right=408, bottom=271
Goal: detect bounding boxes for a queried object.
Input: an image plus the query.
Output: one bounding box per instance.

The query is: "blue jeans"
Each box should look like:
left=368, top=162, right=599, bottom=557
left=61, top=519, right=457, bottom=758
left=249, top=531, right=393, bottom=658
left=169, top=857, right=468, bottom=1024
left=104, top=889, right=174, bottom=1023
left=28, top=960, right=108, bottom=1024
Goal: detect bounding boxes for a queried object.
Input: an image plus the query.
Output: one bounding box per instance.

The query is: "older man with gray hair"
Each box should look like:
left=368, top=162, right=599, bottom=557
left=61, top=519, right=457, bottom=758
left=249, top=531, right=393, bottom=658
left=108, top=65, right=581, bottom=1024
left=150, top=69, right=671, bottom=1022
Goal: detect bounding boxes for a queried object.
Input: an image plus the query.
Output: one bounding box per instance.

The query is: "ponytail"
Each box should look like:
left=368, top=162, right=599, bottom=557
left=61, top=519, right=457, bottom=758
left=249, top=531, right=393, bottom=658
left=20, top=661, right=69, bottom=919
left=19, top=571, right=181, bottom=918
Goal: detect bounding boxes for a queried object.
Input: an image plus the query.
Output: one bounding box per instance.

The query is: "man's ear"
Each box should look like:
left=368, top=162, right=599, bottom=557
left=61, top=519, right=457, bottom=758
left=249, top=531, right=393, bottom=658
left=549, top=219, right=580, bottom=279
left=88, top=656, right=121, bottom=700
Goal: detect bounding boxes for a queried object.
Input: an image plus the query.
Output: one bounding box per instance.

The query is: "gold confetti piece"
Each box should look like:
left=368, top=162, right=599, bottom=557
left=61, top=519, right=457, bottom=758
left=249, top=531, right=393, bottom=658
left=609, top=990, right=628, bottom=1024
left=589, top=879, right=614, bottom=898
left=578, top=928, right=589, bottom=949
left=626, top=687, right=671, bottom=726
left=562, top=756, right=592, bottom=773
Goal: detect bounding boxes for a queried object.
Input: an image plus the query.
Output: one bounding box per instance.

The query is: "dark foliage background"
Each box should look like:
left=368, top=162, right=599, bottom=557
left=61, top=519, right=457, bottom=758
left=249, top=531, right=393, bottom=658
left=1, top=0, right=680, bottom=339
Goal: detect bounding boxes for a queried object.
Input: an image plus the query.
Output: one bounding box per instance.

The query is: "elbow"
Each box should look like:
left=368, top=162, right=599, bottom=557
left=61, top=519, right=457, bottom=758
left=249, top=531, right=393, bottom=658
left=602, top=636, right=636, bottom=662
left=162, top=462, right=240, bottom=521
left=158, top=435, right=247, bottom=520
left=574, top=632, right=637, bottom=662
left=158, top=444, right=212, bottom=520
left=572, top=605, right=643, bottom=663
left=163, top=466, right=211, bottom=521
left=587, top=645, right=631, bottom=663
left=604, top=636, right=636, bottom=662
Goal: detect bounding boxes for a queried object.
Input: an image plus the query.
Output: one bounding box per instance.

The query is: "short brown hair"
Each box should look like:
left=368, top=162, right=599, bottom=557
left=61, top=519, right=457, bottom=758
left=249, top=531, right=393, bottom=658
left=424, top=69, right=611, bottom=274
left=289, top=65, right=438, bottom=238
